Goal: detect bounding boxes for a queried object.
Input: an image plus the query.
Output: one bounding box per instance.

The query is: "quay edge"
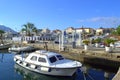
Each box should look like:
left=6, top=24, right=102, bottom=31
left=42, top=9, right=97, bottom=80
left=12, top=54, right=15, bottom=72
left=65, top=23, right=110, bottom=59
left=14, top=42, right=120, bottom=71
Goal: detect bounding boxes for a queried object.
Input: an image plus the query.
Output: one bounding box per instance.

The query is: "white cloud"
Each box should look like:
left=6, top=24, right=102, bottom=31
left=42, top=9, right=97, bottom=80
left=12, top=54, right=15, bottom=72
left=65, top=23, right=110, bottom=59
left=77, top=17, right=120, bottom=27
left=78, top=17, right=120, bottom=22
left=0, top=24, right=4, bottom=25
left=0, top=21, right=4, bottom=25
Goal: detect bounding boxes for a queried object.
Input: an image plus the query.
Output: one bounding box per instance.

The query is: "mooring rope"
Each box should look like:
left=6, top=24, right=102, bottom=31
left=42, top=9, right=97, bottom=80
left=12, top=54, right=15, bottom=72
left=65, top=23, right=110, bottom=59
left=86, top=73, right=94, bottom=80
left=80, top=67, right=95, bottom=80
left=82, top=71, right=86, bottom=80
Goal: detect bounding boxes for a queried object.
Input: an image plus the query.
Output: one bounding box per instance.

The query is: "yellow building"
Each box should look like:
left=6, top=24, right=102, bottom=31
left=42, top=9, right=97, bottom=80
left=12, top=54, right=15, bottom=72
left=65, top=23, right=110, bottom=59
left=96, top=28, right=104, bottom=35
left=76, top=27, right=95, bottom=34
left=65, top=27, right=75, bottom=34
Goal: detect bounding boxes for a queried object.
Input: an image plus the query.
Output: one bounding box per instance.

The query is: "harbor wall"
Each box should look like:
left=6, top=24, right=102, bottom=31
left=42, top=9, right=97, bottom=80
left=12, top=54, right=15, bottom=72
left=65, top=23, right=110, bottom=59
left=23, top=42, right=120, bottom=70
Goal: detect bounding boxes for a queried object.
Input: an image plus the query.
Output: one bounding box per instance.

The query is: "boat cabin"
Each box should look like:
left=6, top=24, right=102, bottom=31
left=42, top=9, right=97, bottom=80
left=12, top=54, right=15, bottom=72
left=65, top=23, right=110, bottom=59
left=24, top=50, right=65, bottom=67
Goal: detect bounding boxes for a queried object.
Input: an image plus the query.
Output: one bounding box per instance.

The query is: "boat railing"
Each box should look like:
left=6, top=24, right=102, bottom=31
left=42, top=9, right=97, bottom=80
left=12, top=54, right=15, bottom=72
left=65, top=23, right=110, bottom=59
left=35, top=50, right=48, bottom=56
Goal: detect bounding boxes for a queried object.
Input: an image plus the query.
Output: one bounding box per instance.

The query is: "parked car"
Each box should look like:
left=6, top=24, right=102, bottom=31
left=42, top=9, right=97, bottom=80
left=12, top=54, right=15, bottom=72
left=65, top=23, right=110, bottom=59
left=99, top=43, right=105, bottom=48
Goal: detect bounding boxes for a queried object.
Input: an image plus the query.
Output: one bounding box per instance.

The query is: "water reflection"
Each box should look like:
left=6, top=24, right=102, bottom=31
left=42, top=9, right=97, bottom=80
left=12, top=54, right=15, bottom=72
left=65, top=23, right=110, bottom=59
left=77, top=65, right=115, bottom=80
left=14, top=64, right=76, bottom=80
left=14, top=63, right=115, bottom=80
left=0, top=53, right=4, bottom=62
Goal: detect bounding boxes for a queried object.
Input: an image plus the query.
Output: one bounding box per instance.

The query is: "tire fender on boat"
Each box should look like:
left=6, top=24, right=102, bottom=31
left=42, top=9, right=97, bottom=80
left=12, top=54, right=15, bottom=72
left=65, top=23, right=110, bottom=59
left=17, top=60, right=21, bottom=64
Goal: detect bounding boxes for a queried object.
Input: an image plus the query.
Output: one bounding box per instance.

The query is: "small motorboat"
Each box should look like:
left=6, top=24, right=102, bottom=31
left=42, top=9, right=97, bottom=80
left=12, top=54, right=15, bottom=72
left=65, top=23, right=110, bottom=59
left=14, top=50, right=82, bottom=76
left=0, top=43, right=12, bottom=50
left=9, top=46, right=36, bottom=53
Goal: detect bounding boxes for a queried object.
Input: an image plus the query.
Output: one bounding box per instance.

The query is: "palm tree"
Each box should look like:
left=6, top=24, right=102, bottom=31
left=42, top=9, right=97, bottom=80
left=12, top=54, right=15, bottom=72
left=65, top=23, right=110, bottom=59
left=32, top=27, right=38, bottom=35
left=21, top=22, right=37, bottom=36
left=0, top=30, right=5, bottom=44
left=104, top=38, right=116, bottom=52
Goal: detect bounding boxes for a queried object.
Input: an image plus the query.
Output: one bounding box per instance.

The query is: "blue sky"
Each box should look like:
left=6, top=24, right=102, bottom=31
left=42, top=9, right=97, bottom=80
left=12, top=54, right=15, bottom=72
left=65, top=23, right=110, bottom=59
left=0, top=0, right=120, bottom=31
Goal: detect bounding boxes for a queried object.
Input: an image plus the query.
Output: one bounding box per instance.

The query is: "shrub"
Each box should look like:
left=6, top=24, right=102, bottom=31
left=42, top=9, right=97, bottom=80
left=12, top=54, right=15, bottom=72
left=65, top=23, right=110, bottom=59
left=94, top=38, right=101, bottom=43
left=83, top=40, right=90, bottom=45
left=104, top=38, right=116, bottom=47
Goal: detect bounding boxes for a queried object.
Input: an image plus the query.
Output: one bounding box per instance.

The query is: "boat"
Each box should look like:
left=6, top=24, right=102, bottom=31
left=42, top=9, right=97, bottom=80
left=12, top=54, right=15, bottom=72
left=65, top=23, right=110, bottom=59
left=0, top=43, right=12, bottom=50
left=9, top=46, right=36, bottom=53
left=14, top=64, right=75, bottom=80
left=14, top=50, right=82, bottom=76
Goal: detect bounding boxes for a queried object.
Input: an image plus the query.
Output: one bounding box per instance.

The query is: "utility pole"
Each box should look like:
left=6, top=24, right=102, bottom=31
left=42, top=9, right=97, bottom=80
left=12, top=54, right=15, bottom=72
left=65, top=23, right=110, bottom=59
left=59, top=34, right=61, bottom=52
left=72, top=30, right=76, bottom=48
left=61, top=30, right=64, bottom=51
left=79, top=32, right=82, bottom=46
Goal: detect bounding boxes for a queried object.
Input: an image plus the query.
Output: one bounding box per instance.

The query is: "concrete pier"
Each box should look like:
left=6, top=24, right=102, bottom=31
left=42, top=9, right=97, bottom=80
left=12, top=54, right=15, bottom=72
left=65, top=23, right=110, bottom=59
left=112, top=67, right=120, bottom=80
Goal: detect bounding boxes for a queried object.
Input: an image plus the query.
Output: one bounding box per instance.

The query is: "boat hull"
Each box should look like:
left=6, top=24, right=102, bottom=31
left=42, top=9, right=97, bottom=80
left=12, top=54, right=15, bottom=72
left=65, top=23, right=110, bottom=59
left=9, top=46, right=36, bottom=53
left=0, top=44, right=11, bottom=50
left=14, top=59, right=78, bottom=76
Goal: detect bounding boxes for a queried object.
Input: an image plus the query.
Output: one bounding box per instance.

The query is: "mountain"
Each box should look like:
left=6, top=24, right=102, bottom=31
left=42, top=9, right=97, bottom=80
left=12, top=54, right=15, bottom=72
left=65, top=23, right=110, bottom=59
left=0, top=25, right=17, bottom=34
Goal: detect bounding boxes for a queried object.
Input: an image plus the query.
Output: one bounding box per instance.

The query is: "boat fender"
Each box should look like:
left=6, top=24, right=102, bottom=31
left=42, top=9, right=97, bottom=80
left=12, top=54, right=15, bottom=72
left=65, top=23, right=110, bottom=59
left=23, top=62, right=27, bottom=66
left=17, top=60, right=21, bottom=64
left=48, top=68, right=51, bottom=72
left=30, top=64, right=36, bottom=69
left=41, top=67, right=49, bottom=72
left=16, top=59, right=18, bottom=61
left=36, top=66, right=41, bottom=70
left=26, top=63, right=30, bottom=67
left=19, top=61, right=22, bottom=64
left=35, top=65, right=38, bottom=69
left=14, top=58, right=16, bottom=61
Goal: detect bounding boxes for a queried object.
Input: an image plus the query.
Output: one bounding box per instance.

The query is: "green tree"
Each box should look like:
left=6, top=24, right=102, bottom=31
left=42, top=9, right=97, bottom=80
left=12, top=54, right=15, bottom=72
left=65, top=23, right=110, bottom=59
left=83, top=40, right=90, bottom=45
left=32, top=27, right=38, bottom=35
left=111, top=30, right=117, bottom=35
left=94, top=38, right=101, bottom=43
left=21, top=22, right=37, bottom=36
left=104, top=38, right=116, bottom=47
left=0, top=30, right=5, bottom=44
left=116, top=25, right=120, bottom=35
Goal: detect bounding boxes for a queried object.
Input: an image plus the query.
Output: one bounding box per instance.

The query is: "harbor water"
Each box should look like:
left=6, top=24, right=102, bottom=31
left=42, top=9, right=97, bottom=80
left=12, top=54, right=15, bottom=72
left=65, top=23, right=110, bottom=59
left=0, top=51, right=116, bottom=80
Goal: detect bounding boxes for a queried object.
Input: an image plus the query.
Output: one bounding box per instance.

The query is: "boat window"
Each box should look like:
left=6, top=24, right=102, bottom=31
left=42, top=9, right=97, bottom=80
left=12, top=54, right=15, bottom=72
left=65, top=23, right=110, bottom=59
left=49, top=56, right=57, bottom=63
left=56, top=55, right=64, bottom=60
left=30, top=56, right=37, bottom=61
left=38, top=57, right=46, bottom=63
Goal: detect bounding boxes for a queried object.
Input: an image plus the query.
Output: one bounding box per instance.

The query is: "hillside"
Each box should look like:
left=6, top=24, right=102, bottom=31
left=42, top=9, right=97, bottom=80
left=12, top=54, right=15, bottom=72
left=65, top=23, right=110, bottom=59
left=0, top=25, right=17, bottom=34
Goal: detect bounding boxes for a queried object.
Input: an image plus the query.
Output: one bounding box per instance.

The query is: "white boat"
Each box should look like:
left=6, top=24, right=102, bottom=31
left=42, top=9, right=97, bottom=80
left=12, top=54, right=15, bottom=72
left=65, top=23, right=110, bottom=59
left=9, top=46, right=36, bottom=52
left=14, top=50, right=82, bottom=76
left=0, top=43, right=12, bottom=50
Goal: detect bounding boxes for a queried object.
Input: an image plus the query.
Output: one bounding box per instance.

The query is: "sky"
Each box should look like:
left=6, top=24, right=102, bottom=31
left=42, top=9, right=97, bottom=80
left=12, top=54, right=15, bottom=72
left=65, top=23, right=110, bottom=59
left=0, top=0, right=120, bottom=31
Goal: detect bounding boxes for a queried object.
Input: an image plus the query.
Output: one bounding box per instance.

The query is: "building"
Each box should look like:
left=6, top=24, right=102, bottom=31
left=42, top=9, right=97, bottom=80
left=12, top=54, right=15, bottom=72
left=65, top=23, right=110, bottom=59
left=65, top=27, right=75, bottom=34
left=41, top=28, right=50, bottom=34
left=52, top=29, right=61, bottom=34
left=96, top=28, right=104, bottom=35
left=96, top=27, right=114, bottom=35
left=75, top=27, right=95, bottom=36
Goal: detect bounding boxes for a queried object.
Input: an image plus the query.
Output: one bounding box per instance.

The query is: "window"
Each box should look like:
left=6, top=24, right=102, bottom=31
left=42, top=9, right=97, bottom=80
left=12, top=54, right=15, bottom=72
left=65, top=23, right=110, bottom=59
left=56, top=55, right=64, bottom=60
left=30, top=56, right=37, bottom=61
left=49, top=56, right=57, bottom=63
left=38, top=57, right=46, bottom=63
